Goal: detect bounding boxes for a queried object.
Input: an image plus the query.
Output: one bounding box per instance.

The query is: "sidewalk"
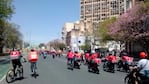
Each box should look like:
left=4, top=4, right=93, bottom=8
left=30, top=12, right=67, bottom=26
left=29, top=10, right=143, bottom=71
left=0, top=55, right=9, bottom=62
left=0, top=55, right=10, bottom=81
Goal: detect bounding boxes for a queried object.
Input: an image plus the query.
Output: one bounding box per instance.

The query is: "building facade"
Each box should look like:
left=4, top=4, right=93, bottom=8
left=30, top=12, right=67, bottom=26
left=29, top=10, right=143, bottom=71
left=80, top=0, right=135, bottom=22
left=61, top=23, right=74, bottom=43
left=80, top=0, right=136, bottom=51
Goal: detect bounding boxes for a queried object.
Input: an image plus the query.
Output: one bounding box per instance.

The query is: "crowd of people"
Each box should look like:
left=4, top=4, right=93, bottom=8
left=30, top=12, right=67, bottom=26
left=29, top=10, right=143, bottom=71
left=8, top=48, right=149, bottom=84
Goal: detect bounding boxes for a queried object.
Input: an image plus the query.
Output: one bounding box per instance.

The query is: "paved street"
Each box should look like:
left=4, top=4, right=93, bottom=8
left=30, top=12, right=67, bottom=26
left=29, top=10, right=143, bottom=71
left=0, top=55, right=128, bottom=84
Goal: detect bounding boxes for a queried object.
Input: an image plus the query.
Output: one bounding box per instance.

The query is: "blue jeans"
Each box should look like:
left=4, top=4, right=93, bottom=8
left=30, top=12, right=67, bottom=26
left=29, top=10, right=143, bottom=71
left=30, top=62, right=37, bottom=73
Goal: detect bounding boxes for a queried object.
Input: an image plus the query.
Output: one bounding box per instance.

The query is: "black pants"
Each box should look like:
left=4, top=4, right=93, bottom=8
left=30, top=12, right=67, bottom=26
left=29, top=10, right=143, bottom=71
left=30, top=62, right=37, bottom=73
left=67, top=58, right=74, bottom=65
left=11, top=59, right=22, bottom=76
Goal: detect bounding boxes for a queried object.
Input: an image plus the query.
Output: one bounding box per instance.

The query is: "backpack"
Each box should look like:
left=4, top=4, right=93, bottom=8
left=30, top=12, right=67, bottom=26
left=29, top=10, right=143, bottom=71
left=144, top=70, right=149, bottom=78
left=10, top=51, right=20, bottom=60
left=28, top=51, right=38, bottom=62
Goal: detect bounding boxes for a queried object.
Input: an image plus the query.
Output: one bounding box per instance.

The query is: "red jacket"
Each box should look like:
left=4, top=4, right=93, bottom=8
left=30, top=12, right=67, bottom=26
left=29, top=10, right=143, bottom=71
left=122, top=56, right=133, bottom=63
left=28, top=51, right=39, bottom=62
left=74, top=53, right=81, bottom=59
left=10, top=51, right=21, bottom=59
left=106, top=55, right=117, bottom=63
left=85, top=53, right=90, bottom=60
left=67, top=51, right=74, bottom=58
left=91, top=53, right=98, bottom=60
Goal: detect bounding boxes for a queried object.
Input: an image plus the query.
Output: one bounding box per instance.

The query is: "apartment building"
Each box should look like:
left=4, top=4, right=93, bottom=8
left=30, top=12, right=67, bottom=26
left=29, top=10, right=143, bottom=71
left=80, top=0, right=135, bottom=23
left=61, top=23, right=74, bottom=43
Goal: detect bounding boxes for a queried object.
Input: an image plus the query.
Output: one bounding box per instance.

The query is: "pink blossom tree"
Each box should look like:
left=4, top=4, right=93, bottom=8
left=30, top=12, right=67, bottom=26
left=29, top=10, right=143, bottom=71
left=109, top=2, right=149, bottom=53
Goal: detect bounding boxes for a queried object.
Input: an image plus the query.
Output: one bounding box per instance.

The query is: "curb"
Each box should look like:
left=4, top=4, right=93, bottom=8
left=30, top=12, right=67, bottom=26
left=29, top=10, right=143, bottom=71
left=0, top=75, right=6, bottom=83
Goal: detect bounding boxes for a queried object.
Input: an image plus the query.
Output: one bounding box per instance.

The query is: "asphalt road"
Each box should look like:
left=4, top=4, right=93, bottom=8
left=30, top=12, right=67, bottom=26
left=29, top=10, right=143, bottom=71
left=0, top=55, right=128, bottom=84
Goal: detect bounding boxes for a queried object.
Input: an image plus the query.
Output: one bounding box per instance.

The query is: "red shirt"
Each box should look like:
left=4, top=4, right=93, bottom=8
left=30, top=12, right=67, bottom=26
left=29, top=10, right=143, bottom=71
left=74, top=53, right=81, bottom=59
left=93, top=58, right=102, bottom=64
left=28, top=51, right=39, bottom=62
left=67, top=52, right=74, bottom=58
left=91, top=53, right=98, bottom=60
left=10, top=51, right=20, bottom=59
left=122, top=56, right=133, bottom=63
left=106, top=55, right=117, bottom=63
left=85, top=53, right=90, bottom=59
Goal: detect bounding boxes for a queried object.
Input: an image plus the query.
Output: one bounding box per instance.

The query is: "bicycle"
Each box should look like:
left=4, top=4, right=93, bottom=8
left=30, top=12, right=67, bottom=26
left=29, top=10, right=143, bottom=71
left=6, top=64, right=23, bottom=83
left=124, top=66, right=141, bottom=84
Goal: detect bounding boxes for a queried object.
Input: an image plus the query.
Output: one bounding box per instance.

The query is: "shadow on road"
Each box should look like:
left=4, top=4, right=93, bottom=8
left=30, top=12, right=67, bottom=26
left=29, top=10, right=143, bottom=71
left=30, top=73, right=39, bottom=79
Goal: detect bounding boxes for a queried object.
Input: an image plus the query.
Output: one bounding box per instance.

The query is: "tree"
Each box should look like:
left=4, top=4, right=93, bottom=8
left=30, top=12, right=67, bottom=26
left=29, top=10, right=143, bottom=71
left=24, top=42, right=30, bottom=48
left=47, top=39, right=66, bottom=50
left=109, top=2, right=149, bottom=54
left=0, top=0, right=14, bottom=20
left=4, top=23, right=23, bottom=49
left=39, top=43, right=46, bottom=49
left=57, top=43, right=66, bottom=50
left=80, top=43, right=90, bottom=51
left=0, top=0, right=14, bottom=53
left=97, top=17, right=117, bottom=42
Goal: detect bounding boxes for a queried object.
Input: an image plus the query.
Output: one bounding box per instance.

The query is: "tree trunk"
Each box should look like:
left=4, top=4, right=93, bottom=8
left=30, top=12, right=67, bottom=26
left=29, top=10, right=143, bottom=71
left=143, top=40, right=149, bottom=59
left=0, top=46, right=3, bottom=54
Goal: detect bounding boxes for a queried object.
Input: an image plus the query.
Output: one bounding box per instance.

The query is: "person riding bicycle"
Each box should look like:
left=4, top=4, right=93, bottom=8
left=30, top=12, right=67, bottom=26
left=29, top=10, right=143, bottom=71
left=67, top=50, right=74, bottom=65
left=28, top=49, right=39, bottom=74
left=10, top=49, right=23, bottom=77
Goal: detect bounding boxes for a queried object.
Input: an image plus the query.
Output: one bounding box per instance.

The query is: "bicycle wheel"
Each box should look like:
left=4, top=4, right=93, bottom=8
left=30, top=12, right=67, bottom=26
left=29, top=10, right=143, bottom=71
left=6, top=69, right=14, bottom=83
left=16, top=66, right=23, bottom=78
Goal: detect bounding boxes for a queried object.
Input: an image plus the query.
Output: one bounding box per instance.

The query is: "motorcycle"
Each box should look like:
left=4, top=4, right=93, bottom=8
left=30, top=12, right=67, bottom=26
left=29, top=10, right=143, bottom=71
left=73, top=58, right=81, bottom=69
left=103, top=60, right=115, bottom=73
left=88, top=62, right=99, bottom=74
left=88, top=58, right=101, bottom=74
left=117, top=60, right=131, bottom=72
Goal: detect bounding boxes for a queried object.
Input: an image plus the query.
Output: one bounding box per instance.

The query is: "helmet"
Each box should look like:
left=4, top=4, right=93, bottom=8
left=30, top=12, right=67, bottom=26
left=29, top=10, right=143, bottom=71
left=31, top=49, right=35, bottom=52
left=91, top=50, right=95, bottom=54
left=75, top=51, right=78, bottom=53
left=139, top=52, right=147, bottom=58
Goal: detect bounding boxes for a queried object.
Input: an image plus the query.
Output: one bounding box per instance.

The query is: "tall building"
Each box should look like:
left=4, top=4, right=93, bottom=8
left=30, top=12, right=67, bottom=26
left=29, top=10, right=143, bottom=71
left=80, top=0, right=134, bottom=23
left=61, top=21, right=85, bottom=51
left=80, top=0, right=136, bottom=50
left=61, top=23, right=74, bottom=43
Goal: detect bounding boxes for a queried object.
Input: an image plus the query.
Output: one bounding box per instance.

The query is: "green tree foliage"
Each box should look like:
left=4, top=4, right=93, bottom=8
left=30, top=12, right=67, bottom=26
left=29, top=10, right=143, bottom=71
left=109, top=2, right=149, bottom=53
left=48, top=39, right=66, bottom=50
left=0, top=0, right=14, bottom=20
left=39, top=43, right=46, bottom=48
left=97, top=17, right=117, bottom=42
left=0, top=0, right=14, bottom=53
left=4, top=23, right=22, bottom=49
left=80, top=43, right=90, bottom=51
left=57, top=43, right=66, bottom=50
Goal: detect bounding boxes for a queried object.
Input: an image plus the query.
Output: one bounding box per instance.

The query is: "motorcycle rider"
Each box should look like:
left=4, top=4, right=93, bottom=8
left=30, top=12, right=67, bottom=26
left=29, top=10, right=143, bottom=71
left=67, top=50, right=74, bottom=65
left=85, top=51, right=90, bottom=65
left=105, top=53, right=117, bottom=72
left=88, top=51, right=98, bottom=70
left=74, top=51, right=81, bottom=68
left=118, top=52, right=133, bottom=71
